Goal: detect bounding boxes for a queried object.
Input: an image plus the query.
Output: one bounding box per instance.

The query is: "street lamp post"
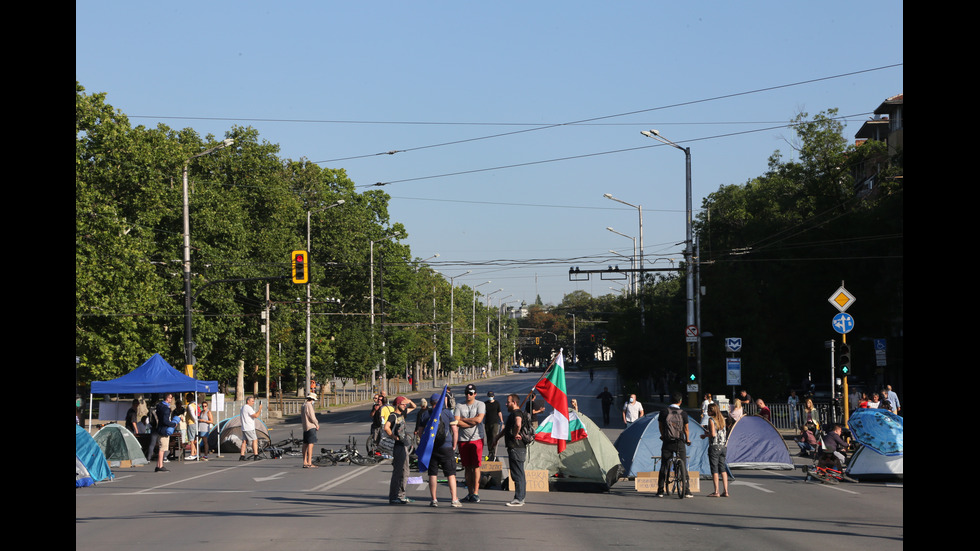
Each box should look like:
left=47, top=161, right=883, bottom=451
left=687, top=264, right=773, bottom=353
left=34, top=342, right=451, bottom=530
left=471, top=281, right=491, bottom=369
left=182, top=138, right=234, bottom=375
left=603, top=194, right=644, bottom=295
left=305, top=200, right=344, bottom=396
left=369, top=231, right=402, bottom=390
left=641, top=129, right=696, bottom=385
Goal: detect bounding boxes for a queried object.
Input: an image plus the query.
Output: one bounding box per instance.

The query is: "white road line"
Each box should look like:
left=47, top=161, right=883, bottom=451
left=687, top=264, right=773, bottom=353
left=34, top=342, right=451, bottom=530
left=306, top=465, right=381, bottom=492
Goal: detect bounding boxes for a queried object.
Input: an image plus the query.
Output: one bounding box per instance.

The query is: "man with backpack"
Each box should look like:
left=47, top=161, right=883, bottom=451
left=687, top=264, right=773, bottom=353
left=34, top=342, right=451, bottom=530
left=417, top=391, right=461, bottom=508
left=658, top=392, right=693, bottom=498
left=492, top=393, right=534, bottom=507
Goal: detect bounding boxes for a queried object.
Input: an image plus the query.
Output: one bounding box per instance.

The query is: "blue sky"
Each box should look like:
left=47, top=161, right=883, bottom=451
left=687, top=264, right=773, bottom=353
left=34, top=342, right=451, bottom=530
left=76, top=2, right=903, bottom=307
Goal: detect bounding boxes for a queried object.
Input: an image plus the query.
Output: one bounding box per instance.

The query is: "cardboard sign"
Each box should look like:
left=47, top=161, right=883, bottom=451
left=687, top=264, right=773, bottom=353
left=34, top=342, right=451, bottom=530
left=634, top=471, right=700, bottom=493
left=481, top=461, right=502, bottom=472
left=510, top=469, right=550, bottom=492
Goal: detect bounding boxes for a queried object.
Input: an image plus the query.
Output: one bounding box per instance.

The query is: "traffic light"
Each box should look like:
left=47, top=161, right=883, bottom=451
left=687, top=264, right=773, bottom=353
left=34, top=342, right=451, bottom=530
left=839, top=343, right=851, bottom=375
left=291, top=250, right=308, bottom=284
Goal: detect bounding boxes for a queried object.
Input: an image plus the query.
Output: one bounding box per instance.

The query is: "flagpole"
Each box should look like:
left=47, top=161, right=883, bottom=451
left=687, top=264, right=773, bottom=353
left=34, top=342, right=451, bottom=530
left=521, top=349, right=562, bottom=409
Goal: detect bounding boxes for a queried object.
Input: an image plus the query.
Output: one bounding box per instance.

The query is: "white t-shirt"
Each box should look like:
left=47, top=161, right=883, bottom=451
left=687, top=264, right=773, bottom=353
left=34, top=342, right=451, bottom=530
left=241, top=403, right=256, bottom=431
left=623, top=400, right=643, bottom=422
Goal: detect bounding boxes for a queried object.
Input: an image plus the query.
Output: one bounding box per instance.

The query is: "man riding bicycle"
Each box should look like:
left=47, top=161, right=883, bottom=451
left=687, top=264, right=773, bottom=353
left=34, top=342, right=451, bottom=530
left=658, top=392, right=694, bottom=498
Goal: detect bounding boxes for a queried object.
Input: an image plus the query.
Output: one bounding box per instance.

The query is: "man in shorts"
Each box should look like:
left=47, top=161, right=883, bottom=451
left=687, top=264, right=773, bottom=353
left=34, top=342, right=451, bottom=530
left=154, top=393, right=176, bottom=472
left=455, top=383, right=486, bottom=502
left=239, top=395, right=263, bottom=461
left=419, top=391, right=461, bottom=507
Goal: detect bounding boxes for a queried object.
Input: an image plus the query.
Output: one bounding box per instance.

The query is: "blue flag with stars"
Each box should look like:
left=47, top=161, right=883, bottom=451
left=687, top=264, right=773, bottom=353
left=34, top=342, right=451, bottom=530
left=417, top=384, right=448, bottom=472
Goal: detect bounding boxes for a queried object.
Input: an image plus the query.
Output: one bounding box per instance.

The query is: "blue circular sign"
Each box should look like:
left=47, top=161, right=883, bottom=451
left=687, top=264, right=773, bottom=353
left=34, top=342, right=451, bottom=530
left=832, top=313, right=854, bottom=334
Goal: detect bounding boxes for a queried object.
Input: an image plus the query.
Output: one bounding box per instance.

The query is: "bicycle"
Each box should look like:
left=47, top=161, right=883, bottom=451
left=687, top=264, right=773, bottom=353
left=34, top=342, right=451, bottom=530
left=264, top=431, right=303, bottom=459
left=314, top=436, right=381, bottom=466
left=802, top=452, right=858, bottom=484
left=654, top=455, right=688, bottom=498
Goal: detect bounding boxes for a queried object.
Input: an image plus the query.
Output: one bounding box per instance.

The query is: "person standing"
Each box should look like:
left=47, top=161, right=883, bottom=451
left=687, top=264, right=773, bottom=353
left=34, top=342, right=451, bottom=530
left=239, top=395, right=263, bottom=461
left=125, top=399, right=140, bottom=435
left=302, top=393, right=319, bottom=468
left=657, top=392, right=693, bottom=498
left=418, top=391, right=461, bottom=508
left=596, top=387, right=614, bottom=426
left=455, top=383, right=486, bottom=503
left=384, top=396, right=416, bottom=504
left=787, top=390, right=800, bottom=428
left=197, top=400, right=214, bottom=460
left=492, top=393, right=528, bottom=507
left=622, top=394, right=644, bottom=428
left=484, top=391, right=503, bottom=461
left=700, top=403, right=729, bottom=497
left=884, top=385, right=901, bottom=414
left=700, top=393, right=713, bottom=427
left=154, top=393, right=176, bottom=473
left=755, top=398, right=771, bottom=423
left=525, top=391, right=545, bottom=429
left=184, top=393, right=199, bottom=461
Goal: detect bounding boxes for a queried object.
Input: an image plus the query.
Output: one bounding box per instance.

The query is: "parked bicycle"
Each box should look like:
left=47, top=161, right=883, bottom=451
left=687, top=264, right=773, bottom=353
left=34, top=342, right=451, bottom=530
left=314, top=436, right=381, bottom=466
left=654, top=455, right=687, bottom=498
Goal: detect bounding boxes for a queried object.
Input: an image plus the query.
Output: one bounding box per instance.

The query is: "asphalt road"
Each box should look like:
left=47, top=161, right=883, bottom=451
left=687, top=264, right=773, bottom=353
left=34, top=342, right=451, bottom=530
left=76, top=369, right=903, bottom=550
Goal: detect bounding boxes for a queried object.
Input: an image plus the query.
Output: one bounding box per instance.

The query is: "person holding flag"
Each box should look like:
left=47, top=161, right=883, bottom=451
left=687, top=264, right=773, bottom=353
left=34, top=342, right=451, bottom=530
left=415, top=386, right=462, bottom=508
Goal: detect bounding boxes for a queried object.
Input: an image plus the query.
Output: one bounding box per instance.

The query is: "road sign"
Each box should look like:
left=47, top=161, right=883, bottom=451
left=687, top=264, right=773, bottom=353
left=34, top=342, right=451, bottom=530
left=686, top=325, right=698, bottom=343
left=828, top=286, right=856, bottom=312
left=832, top=313, right=854, bottom=334
left=874, top=338, right=887, bottom=367
left=726, top=357, right=741, bottom=385
left=725, top=337, right=742, bottom=353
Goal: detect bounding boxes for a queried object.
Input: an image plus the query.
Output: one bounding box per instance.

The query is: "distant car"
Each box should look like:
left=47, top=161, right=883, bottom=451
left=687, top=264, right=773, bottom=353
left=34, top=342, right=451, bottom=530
left=516, top=366, right=528, bottom=373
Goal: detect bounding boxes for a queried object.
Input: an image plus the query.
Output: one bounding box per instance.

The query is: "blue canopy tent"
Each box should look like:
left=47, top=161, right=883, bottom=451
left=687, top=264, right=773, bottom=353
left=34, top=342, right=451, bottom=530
left=88, top=354, right=218, bottom=431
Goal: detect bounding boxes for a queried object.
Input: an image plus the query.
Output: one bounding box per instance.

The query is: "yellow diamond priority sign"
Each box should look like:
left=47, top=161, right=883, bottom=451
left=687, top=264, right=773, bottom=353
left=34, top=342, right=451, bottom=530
left=828, top=286, right=855, bottom=313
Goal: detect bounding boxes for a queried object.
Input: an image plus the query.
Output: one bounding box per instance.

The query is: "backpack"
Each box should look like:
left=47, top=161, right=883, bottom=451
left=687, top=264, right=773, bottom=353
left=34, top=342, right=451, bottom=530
left=373, top=405, right=395, bottom=442
left=148, top=405, right=159, bottom=431
left=517, top=410, right=535, bottom=445
left=663, top=408, right=685, bottom=442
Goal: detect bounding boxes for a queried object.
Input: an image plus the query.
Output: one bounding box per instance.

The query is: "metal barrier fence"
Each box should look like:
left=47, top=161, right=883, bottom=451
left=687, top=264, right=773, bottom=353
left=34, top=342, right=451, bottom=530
left=742, top=402, right=835, bottom=430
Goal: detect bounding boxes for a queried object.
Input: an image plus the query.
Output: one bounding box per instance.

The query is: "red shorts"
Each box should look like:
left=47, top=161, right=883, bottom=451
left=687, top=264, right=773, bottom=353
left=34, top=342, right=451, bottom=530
left=459, top=440, right=483, bottom=467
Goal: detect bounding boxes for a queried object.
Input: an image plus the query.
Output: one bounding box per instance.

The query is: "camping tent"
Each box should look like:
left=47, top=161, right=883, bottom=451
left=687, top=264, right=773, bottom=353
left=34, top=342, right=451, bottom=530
left=847, top=409, right=903, bottom=456
left=93, top=424, right=149, bottom=467
left=91, top=353, right=218, bottom=394
left=845, top=445, right=903, bottom=482
left=524, top=412, right=623, bottom=492
left=208, top=414, right=272, bottom=453
left=614, top=411, right=723, bottom=479
left=76, top=456, right=95, bottom=488
left=76, top=425, right=112, bottom=486
left=725, top=415, right=794, bottom=470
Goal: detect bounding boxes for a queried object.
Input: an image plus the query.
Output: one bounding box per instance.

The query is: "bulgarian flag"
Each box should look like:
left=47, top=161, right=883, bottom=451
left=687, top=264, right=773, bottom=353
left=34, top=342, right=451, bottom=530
left=533, top=349, right=586, bottom=452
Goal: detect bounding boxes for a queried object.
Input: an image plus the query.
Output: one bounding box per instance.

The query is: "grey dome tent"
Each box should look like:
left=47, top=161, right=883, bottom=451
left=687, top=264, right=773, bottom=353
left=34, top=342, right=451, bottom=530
left=208, top=414, right=272, bottom=453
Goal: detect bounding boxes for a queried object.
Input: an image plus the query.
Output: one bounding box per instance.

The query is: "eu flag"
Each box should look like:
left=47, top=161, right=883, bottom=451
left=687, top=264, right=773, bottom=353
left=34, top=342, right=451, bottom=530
left=416, top=384, right=448, bottom=472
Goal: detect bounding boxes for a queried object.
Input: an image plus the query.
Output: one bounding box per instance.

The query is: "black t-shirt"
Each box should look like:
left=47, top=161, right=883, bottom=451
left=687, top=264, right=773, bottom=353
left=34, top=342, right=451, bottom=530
left=504, top=410, right=526, bottom=449
left=125, top=407, right=139, bottom=433
left=485, top=399, right=502, bottom=427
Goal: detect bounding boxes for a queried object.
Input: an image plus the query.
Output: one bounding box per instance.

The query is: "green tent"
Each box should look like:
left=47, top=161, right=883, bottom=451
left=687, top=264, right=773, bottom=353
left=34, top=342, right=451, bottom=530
left=93, top=424, right=149, bottom=467
left=524, top=412, right=623, bottom=492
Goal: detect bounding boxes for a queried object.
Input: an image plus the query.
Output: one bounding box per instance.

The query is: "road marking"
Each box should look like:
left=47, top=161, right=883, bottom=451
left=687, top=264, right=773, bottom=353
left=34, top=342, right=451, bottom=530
left=306, top=464, right=380, bottom=492
left=730, top=480, right=774, bottom=493
left=253, top=472, right=288, bottom=482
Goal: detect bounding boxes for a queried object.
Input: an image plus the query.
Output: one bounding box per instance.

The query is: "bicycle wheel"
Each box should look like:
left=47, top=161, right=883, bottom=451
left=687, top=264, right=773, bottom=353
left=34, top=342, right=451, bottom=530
left=351, top=455, right=378, bottom=466
left=672, top=460, right=684, bottom=498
